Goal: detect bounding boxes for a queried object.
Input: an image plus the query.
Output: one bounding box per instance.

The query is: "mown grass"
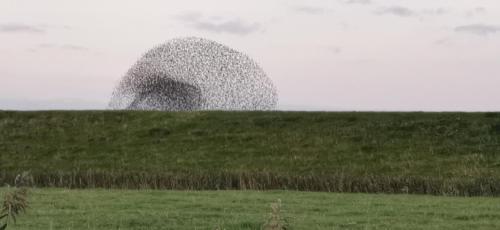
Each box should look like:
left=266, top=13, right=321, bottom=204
left=1, top=111, right=500, bottom=194
left=3, top=188, right=500, bottom=230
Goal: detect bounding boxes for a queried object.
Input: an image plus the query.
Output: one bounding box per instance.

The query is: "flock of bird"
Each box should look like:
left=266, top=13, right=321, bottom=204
left=109, top=37, right=278, bottom=111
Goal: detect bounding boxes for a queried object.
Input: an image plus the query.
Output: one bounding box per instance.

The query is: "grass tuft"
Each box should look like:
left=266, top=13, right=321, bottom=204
left=1, top=171, right=31, bottom=229
left=263, top=199, right=288, bottom=230
left=2, top=188, right=28, bottom=224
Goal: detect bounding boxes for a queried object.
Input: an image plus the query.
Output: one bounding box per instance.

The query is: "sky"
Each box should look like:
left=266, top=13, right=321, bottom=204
left=1, top=0, right=499, bottom=111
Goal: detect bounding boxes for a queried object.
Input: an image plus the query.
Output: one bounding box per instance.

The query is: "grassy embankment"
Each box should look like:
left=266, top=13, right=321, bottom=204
left=1, top=111, right=500, bottom=195
left=4, top=188, right=500, bottom=230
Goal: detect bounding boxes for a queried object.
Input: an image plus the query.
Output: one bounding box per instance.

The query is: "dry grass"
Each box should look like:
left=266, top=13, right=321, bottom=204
left=0, top=172, right=31, bottom=229
left=2, top=170, right=500, bottom=196
left=263, top=199, right=288, bottom=230
left=2, top=188, right=29, bottom=224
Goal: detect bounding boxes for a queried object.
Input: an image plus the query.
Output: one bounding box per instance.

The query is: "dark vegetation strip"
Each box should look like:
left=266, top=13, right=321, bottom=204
left=1, top=111, right=500, bottom=195
left=2, top=171, right=500, bottom=196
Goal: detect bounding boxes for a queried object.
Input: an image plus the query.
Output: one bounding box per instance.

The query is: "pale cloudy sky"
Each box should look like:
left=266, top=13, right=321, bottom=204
left=1, top=0, right=499, bottom=111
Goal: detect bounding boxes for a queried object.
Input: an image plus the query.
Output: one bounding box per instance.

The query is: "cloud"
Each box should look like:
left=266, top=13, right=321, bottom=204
left=465, top=7, right=486, bottom=18
left=343, top=0, right=372, bottom=4
left=421, top=8, right=447, bottom=16
left=455, top=24, right=500, bottom=36
left=375, top=6, right=448, bottom=18
left=316, top=45, right=342, bottom=55
left=434, top=38, right=452, bottom=46
left=293, top=6, right=329, bottom=15
left=0, top=23, right=45, bottom=34
left=193, top=20, right=261, bottom=35
left=177, top=12, right=262, bottom=35
left=35, top=43, right=88, bottom=51
left=38, top=43, right=57, bottom=48
left=60, top=44, right=88, bottom=51
left=375, top=6, right=416, bottom=17
left=177, top=12, right=203, bottom=22
left=329, top=47, right=342, bottom=54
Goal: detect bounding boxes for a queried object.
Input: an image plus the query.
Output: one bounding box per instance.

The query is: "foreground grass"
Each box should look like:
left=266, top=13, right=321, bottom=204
left=3, top=188, right=500, bottom=230
left=1, top=111, right=500, bottom=193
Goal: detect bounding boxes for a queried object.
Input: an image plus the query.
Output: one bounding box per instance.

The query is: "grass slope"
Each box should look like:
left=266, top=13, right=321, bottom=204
left=1, top=111, right=500, bottom=194
left=3, top=188, right=500, bottom=230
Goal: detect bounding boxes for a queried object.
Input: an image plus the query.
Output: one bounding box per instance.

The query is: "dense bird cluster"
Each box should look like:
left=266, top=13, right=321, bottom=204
left=109, top=37, right=278, bottom=111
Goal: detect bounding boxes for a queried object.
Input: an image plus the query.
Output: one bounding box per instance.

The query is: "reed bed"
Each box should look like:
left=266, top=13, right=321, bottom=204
left=2, top=170, right=500, bottom=196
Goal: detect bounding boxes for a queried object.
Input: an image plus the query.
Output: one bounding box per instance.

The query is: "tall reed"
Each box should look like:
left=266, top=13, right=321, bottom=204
left=2, top=170, right=500, bottom=196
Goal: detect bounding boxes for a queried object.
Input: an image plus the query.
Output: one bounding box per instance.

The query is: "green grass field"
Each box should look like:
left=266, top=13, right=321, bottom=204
left=2, top=188, right=500, bottom=230
left=0, top=189, right=500, bottom=230
left=1, top=111, right=500, bottom=194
